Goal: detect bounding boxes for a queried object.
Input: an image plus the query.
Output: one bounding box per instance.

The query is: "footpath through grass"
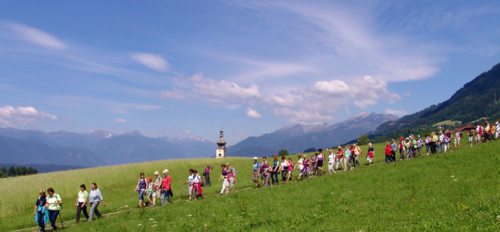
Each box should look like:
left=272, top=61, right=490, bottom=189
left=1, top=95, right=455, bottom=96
left=1, top=141, right=499, bottom=231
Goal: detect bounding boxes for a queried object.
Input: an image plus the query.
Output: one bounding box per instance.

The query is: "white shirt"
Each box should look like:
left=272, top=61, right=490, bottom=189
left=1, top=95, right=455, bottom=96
left=280, top=160, right=289, bottom=169
left=328, top=153, right=334, bottom=164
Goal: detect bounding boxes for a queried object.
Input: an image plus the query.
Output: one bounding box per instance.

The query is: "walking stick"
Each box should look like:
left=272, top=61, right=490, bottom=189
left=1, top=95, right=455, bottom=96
left=59, top=210, right=64, bottom=230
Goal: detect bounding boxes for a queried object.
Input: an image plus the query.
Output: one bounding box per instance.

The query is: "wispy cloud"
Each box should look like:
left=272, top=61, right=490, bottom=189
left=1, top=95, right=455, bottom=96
left=114, top=118, right=127, bottom=123
left=384, top=109, right=407, bottom=117
left=230, top=1, right=441, bottom=82
left=246, top=107, right=261, bottom=119
left=160, top=73, right=261, bottom=105
left=0, top=105, right=57, bottom=126
left=130, top=52, right=170, bottom=72
left=2, top=22, right=67, bottom=50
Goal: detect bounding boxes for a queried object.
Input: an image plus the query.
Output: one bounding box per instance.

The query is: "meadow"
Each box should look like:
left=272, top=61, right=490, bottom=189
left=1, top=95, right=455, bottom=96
left=1, top=141, right=498, bottom=231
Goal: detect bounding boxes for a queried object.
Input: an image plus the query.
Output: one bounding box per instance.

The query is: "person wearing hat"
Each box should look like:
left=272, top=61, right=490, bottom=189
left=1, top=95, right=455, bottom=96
left=252, top=157, right=261, bottom=188
left=152, top=171, right=163, bottom=207
left=34, top=189, right=48, bottom=232
left=160, top=169, right=172, bottom=205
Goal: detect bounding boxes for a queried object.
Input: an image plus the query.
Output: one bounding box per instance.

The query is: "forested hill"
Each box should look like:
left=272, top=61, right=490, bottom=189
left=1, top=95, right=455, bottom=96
left=374, top=63, right=500, bottom=137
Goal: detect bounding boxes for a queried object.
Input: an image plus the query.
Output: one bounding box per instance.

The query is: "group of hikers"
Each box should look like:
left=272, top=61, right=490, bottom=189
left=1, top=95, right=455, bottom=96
left=32, top=121, right=498, bottom=231
left=133, top=162, right=238, bottom=208
left=34, top=183, right=104, bottom=231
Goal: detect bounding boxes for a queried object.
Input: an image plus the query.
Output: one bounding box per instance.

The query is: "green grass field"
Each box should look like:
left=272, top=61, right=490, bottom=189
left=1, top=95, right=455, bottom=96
left=1, top=141, right=499, bottom=231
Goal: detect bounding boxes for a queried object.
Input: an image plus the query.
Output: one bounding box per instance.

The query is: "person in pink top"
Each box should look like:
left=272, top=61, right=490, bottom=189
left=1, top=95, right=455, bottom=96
left=160, top=169, right=172, bottom=205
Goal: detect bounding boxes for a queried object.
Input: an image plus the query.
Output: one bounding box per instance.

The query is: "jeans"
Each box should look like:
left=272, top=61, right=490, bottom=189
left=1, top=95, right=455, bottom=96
left=76, top=202, right=89, bottom=222
left=88, top=202, right=101, bottom=222
left=271, top=171, right=279, bottom=184
left=37, top=210, right=46, bottom=231
left=204, top=174, right=211, bottom=186
left=161, top=190, right=172, bottom=205
left=281, top=168, right=288, bottom=181
left=48, top=210, right=59, bottom=230
left=385, top=155, right=391, bottom=163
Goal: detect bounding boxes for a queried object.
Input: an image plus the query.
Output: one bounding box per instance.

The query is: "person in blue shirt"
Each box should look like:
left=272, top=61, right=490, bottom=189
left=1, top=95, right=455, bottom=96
left=252, top=157, right=261, bottom=188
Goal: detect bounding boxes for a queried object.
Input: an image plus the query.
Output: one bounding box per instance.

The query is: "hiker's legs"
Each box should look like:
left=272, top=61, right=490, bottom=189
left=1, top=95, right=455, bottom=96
left=88, top=202, right=100, bottom=222
left=37, top=211, right=45, bottom=231
left=76, top=204, right=82, bottom=222
left=94, top=203, right=102, bottom=218
left=82, top=204, right=89, bottom=219
left=48, top=210, right=59, bottom=230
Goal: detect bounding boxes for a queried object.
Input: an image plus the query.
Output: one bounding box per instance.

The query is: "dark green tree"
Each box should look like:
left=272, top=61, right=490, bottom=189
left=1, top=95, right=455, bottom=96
left=278, top=149, right=289, bottom=157
left=357, top=134, right=370, bottom=145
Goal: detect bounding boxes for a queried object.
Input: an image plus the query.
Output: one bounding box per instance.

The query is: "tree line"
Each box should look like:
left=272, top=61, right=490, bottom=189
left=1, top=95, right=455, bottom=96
left=0, top=165, right=38, bottom=178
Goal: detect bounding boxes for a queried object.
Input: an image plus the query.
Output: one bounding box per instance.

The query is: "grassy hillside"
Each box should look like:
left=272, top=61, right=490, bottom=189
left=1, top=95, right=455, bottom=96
left=1, top=141, right=499, bottom=231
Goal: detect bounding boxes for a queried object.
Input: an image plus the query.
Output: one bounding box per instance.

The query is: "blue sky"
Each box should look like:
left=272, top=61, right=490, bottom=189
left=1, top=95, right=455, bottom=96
left=0, top=0, right=499, bottom=144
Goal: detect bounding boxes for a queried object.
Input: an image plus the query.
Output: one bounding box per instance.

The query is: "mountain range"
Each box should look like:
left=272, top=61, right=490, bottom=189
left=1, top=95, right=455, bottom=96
left=229, top=113, right=398, bottom=156
left=373, top=62, right=500, bottom=138
left=0, top=129, right=214, bottom=169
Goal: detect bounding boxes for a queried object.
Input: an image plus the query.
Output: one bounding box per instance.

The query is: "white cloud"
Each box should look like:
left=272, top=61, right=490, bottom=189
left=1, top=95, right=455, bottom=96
left=130, top=52, right=169, bottom=72
left=0, top=105, right=57, bottom=126
left=313, top=80, right=350, bottom=95
left=160, top=73, right=261, bottom=104
left=267, top=75, right=399, bottom=123
left=114, top=118, right=127, bottom=123
left=246, top=107, right=261, bottom=118
left=384, top=109, right=407, bottom=117
left=3, top=22, right=67, bottom=50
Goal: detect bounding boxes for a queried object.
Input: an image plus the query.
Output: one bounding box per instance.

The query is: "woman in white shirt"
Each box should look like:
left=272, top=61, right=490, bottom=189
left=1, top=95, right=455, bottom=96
left=75, top=184, right=89, bottom=223
left=45, top=187, right=62, bottom=231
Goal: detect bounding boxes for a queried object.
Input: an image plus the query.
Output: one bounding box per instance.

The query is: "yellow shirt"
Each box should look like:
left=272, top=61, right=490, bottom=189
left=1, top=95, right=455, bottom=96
left=46, top=194, right=62, bottom=211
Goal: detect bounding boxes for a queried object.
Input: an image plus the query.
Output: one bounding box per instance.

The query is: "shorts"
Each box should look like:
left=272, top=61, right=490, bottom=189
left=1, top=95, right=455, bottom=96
left=229, top=177, right=235, bottom=187
left=152, top=189, right=161, bottom=198
left=317, top=160, right=323, bottom=167
left=252, top=171, right=259, bottom=181
left=138, top=189, right=145, bottom=200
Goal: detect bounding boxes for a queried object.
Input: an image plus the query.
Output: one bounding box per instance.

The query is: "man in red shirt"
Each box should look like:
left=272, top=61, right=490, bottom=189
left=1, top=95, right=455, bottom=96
left=385, top=142, right=393, bottom=163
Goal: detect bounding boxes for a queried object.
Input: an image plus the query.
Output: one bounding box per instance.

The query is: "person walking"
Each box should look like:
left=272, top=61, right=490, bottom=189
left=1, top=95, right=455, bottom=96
left=252, top=157, right=261, bottom=188
left=280, top=156, right=289, bottom=182
left=287, top=156, right=294, bottom=182
left=220, top=164, right=230, bottom=194
left=385, top=142, right=392, bottom=163
left=344, top=146, right=351, bottom=171
left=88, top=183, right=104, bottom=222
left=187, top=169, right=195, bottom=200
left=366, top=143, right=374, bottom=165
left=193, top=170, right=204, bottom=199
left=152, top=171, right=162, bottom=207
left=160, top=169, right=172, bottom=205
left=335, top=146, right=343, bottom=171
left=75, top=184, right=89, bottom=223
left=328, top=149, right=336, bottom=174
left=203, top=165, right=212, bottom=187
left=45, top=187, right=62, bottom=231
left=34, top=189, right=48, bottom=232
left=134, top=172, right=148, bottom=207
left=317, top=149, right=325, bottom=176
left=391, top=139, right=397, bottom=161
left=271, top=155, right=280, bottom=185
